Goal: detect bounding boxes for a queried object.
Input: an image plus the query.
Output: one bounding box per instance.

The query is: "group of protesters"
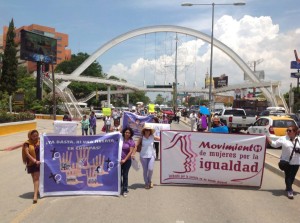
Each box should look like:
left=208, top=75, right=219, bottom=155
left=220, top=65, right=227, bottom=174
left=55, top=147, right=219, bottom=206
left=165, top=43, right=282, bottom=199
left=22, top=108, right=300, bottom=202
left=22, top=114, right=161, bottom=201
left=189, top=110, right=228, bottom=133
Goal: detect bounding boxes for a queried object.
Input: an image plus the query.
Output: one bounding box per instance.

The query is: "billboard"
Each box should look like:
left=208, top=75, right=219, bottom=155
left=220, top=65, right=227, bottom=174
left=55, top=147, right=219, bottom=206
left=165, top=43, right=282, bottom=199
left=20, top=30, right=57, bottom=64
left=213, top=75, right=228, bottom=88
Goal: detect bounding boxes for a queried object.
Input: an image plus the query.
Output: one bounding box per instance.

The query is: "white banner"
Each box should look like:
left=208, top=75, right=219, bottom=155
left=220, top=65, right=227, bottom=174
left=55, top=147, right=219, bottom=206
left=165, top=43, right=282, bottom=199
left=53, top=121, right=78, bottom=135
left=161, top=131, right=266, bottom=187
left=144, top=123, right=170, bottom=141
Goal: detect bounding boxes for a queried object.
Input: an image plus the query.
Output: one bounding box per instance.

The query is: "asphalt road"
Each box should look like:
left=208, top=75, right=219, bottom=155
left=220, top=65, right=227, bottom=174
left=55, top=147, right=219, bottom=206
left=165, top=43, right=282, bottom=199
left=1, top=121, right=299, bottom=223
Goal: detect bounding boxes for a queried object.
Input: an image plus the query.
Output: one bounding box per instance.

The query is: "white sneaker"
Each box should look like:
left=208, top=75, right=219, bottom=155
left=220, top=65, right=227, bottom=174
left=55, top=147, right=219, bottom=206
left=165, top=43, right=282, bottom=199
left=123, top=192, right=128, bottom=197
left=287, top=191, right=294, bottom=199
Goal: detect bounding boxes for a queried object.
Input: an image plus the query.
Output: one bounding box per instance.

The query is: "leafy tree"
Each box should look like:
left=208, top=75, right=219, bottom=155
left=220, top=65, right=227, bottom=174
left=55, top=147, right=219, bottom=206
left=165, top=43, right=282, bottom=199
left=284, top=87, right=300, bottom=113
left=154, top=94, right=164, bottom=105
left=55, top=52, right=104, bottom=78
left=0, top=19, right=18, bottom=112
left=128, top=91, right=150, bottom=105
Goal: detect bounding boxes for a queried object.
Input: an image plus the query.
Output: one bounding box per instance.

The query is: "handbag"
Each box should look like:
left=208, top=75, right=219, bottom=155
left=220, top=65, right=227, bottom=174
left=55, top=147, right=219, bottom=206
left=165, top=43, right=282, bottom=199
left=278, top=138, right=298, bottom=171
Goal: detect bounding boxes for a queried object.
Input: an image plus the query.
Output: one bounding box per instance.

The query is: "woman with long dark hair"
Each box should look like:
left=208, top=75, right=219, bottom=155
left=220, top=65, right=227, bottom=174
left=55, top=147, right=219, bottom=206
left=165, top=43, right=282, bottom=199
left=120, top=127, right=135, bottom=197
left=22, top=130, right=41, bottom=203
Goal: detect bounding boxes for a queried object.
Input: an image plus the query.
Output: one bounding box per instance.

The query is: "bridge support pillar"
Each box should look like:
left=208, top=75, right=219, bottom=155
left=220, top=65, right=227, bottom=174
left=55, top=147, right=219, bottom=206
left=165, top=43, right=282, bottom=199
left=126, top=94, right=129, bottom=105
left=107, top=85, right=111, bottom=108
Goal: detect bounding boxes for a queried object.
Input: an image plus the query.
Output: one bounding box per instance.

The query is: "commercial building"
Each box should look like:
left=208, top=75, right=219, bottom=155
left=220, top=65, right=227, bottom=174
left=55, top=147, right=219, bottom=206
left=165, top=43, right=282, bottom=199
left=2, top=24, right=71, bottom=72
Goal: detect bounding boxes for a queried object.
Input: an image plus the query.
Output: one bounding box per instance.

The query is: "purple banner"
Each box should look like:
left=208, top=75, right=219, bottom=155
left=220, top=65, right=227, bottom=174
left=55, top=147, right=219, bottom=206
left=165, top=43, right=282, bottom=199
left=40, top=133, right=122, bottom=197
left=122, top=111, right=154, bottom=139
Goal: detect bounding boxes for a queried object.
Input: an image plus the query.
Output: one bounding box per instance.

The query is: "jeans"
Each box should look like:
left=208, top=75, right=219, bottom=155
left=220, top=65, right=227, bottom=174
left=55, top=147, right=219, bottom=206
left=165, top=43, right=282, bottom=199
left=82, top=128, right=88, bottom=136
left=140, top=156, right=155, bottom=185
left=284, top=164, right=299, bottom=191
left=90, top=126, right=96, bottom=135
left=105, top=124, right=111, bottom=133
left=121, top=159, right=131, bottom=193
left=154, top=142, right=159, bottom=159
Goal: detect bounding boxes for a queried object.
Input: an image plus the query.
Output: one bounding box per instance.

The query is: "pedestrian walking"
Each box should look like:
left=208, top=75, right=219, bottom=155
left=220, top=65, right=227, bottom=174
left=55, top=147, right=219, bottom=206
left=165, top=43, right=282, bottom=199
left=189, top=111, right=197, bottom=131
left=267, top=125, right=300, bottom=199
left=120, top=127, right=135, bottom=197
left=110, top=118, right=122, bottom=132
left=197, top=113, right=208, bottom=132
left=135, top=126, right=160, bottom=189
left=80, top=115, right=89, bottom=135
left=89, top=111, right=97, bottom=135
left=104, top=116, right=112, bottom=133
left=22, top=130, right=41, bottom=204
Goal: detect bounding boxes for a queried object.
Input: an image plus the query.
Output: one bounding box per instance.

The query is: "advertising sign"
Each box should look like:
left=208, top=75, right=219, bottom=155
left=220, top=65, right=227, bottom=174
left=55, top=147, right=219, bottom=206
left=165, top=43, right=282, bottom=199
left=213, top=75, right=228, bottom=88
left=20, top=30, right=57, bottom=64
left=161, top=131, right=266, bottom=187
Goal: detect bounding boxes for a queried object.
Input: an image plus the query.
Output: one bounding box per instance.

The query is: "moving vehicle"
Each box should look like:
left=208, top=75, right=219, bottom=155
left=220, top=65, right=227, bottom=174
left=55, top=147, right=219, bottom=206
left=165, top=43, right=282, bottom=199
left=219, top=108, right=256, bottom=132
left=247, top=116, right=297, bottom=147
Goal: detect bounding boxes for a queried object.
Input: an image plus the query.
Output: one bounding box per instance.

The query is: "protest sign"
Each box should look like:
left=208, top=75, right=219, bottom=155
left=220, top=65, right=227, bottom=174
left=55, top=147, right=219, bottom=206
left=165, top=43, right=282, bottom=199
left=122, top=111, right=154, bottom=139
left=39, top=132, right=122, bottom=197
left=143, top=122, right=170, bottom=141
left=161, top=131, right=266, bottom=187
left=102, top=108, right=111, bottom=116
left=53, top=121, right=78, bottom=135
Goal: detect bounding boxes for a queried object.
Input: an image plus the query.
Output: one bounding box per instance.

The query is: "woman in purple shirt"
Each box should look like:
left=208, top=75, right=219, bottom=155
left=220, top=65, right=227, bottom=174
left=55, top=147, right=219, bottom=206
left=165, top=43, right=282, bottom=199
left=121, top=127, right=135, bottom=197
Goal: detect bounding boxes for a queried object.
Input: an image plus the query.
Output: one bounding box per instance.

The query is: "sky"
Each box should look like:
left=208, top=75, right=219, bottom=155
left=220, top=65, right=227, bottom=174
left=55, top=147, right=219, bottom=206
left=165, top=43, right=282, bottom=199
left=1, top=0, right=300, bottom=100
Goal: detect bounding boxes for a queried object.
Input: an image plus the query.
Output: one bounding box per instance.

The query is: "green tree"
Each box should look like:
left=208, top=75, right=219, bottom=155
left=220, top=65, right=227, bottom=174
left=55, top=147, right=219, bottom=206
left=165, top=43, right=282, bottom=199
left=128, top=91, right=150, bottom=105
left=284, top=87, right=300, bottom=113
left=0, top=19, right=18, bottom=112
left=154, top=94, right=164, bottom=105
left=55, top=52, right=104, bottom=77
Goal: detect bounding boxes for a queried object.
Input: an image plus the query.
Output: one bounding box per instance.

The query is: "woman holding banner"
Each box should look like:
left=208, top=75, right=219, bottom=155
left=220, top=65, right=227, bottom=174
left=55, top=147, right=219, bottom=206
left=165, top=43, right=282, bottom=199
left=267, top=125, right=300, bottom=199
left=136, top=126, right=160, bottom=189
left=22, top=130, right=41, bottom=204
left=120, top=127, right=135, bottom=197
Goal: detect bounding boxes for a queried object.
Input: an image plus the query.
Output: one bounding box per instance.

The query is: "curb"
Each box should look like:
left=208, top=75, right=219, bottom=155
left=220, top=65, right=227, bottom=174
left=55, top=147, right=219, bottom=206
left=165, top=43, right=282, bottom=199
left=265, top=153, right=300, bottom=187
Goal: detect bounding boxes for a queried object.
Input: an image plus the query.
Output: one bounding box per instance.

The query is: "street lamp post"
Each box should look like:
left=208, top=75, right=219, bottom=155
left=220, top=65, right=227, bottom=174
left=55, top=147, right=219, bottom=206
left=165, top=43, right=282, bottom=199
left=181, top=2, right=245, bottom=131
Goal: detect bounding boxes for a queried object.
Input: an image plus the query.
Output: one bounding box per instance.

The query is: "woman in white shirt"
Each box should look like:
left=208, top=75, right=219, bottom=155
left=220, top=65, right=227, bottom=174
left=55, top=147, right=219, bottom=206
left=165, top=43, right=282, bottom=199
left=267, top=125, right=300, bottom=199
left=136, top=126, right=160, bottom=189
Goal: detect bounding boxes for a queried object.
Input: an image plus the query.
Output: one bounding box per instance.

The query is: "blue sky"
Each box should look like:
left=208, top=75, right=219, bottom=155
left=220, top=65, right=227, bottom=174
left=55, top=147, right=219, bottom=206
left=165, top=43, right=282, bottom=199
left=1, top=0, right=300, bottom=98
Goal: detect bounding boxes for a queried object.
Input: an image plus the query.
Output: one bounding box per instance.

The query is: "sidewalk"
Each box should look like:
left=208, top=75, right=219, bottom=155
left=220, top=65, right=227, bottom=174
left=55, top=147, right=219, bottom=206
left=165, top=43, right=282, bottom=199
left=180, top=117, right=300, bottom=187
left=1, top=118, right=299, bottom=187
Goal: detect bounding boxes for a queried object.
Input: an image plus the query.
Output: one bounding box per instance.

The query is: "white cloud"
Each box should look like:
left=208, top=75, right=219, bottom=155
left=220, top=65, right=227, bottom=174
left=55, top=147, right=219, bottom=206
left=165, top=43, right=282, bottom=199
left=107, top=15, right=300, bottom=95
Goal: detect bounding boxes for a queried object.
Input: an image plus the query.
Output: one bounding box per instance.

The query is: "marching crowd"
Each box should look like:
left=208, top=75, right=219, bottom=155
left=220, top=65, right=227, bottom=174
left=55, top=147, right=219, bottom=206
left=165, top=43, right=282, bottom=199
left=22, top=107, right=300, bottom=203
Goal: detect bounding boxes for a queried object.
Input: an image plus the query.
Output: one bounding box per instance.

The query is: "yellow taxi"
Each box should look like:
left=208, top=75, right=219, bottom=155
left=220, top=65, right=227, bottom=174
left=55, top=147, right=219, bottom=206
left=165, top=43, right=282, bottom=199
left=247, top=116, right=298, bottom=146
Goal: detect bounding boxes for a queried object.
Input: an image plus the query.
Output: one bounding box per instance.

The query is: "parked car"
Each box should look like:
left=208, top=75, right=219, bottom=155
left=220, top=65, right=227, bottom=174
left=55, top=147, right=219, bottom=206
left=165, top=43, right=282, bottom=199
left=247, top=116, right=298, bottom=147
left=285, top=113, right=300, bottom=127
left=257, top=110, right=285, bottom=119
left=219, top=108, right=256, bottom=132
left=94, top=110, right=104, bottom=119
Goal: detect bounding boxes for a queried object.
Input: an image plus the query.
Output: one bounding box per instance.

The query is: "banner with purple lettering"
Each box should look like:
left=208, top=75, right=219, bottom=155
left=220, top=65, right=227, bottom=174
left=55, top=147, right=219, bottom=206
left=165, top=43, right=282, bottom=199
left=39, top=132, right=122, bottom=197
left=161, top=131, right=266, bottom=187
left=122, top=111, right=154, bottom=139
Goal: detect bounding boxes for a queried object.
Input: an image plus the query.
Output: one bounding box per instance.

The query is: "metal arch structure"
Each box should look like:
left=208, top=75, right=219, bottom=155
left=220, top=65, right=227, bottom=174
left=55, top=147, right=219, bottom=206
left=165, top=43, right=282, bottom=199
left=59, top=25, right=275, bottom=105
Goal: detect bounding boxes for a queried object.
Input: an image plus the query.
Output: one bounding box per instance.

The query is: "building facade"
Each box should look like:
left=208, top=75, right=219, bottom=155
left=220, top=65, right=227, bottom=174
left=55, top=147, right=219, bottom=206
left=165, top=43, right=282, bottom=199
left=2, top=24, right=71, bottom=72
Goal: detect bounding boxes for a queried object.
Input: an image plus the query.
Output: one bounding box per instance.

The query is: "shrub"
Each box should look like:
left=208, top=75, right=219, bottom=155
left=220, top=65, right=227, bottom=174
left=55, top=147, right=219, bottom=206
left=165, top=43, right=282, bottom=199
left=0, top=111, right=35, bottom=123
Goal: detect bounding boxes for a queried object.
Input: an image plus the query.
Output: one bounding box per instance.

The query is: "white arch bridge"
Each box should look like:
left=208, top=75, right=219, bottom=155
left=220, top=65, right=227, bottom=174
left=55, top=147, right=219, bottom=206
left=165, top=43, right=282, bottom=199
left=47, top=25, right=287, bottom=117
